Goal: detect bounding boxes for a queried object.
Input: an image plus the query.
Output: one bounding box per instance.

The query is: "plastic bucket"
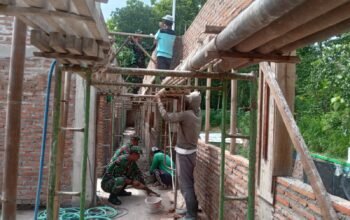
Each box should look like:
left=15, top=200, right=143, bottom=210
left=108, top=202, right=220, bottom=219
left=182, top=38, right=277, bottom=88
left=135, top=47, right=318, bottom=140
left=144, top=197, right=163, bottom=213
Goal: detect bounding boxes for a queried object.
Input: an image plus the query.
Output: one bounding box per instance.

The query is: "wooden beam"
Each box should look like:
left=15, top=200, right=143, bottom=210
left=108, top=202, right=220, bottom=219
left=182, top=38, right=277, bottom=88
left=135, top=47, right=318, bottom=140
left=260, top=62, right=337, bottom=220
left=95, top=0, right=108, bottom=3
left=49, top=0, right=69, bottom=11
left=33, top=52, right=103, bottom=62
left=0, top=6, right=95, bottom=22
left=30, top=30, right=52, bottom=52
left=82, top=38, right=98, bottom=56
left=229, top=79, right=238, bottom=154
left=205, top=50, right=300, bottom=63
left=49, top=32, right=67, bottom=53
left=204, top=25, right=225, bottom=34
left=66, top=35, right=83, bottom=55
left=72, top=0, right=108, bottom=40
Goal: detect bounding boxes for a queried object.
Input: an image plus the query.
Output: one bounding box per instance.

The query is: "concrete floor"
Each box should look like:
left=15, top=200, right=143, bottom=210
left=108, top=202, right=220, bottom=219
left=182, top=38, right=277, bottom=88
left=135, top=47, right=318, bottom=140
left=12, top=184, right=207, bottom=220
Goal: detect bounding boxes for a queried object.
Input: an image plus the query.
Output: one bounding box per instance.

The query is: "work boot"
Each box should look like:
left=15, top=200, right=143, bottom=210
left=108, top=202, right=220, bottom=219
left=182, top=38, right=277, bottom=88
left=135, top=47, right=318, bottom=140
left=116, top=189, right=132, bottom=196
left=108, top=194, right=122, bottom=205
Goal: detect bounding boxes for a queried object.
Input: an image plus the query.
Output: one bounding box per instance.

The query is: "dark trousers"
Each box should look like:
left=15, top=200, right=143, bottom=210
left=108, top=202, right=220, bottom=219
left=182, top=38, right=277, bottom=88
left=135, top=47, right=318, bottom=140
left=157, top=56, right=172, bottom=70
left=176, top=152, right=198, bottom=219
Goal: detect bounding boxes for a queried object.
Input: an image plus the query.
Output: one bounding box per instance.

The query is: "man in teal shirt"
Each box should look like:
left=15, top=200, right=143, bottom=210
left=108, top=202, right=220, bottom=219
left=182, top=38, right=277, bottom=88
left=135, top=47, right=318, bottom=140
left=154, top=15, right=176, bottom=70
left=150, top=147, right=175, bottom=189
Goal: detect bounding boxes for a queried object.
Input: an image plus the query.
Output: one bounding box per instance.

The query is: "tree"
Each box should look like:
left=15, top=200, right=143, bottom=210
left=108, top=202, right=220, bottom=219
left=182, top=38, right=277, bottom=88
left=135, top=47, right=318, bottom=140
left=107, top=0, right=158, bottom=35
left=296, top=32, right=350, bottom=158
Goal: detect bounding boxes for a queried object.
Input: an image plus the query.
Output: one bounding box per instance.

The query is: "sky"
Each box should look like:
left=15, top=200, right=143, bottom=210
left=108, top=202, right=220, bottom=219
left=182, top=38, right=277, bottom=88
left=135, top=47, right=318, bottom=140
left=101, top=0, right=151, bottom=20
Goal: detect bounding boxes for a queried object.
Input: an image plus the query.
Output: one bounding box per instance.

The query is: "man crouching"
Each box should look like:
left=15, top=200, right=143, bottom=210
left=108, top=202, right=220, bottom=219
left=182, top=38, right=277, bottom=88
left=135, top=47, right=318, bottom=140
left=101, top=146, right=147, bottom=205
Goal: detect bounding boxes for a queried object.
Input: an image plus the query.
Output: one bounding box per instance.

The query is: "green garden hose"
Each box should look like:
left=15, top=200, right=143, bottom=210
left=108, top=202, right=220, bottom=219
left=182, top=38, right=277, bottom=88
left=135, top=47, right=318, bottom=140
left=37, top=206, right=120, bottom=220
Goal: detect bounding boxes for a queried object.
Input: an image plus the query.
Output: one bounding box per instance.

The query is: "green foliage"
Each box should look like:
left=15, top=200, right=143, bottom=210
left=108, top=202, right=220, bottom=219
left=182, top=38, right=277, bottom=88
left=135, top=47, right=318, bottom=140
left=296, top=32, right=350, bottom=159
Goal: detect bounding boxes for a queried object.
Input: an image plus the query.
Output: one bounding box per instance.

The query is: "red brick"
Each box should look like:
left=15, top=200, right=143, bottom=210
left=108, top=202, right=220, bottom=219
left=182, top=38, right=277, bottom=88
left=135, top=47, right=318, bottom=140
left=275, top=194, right=290, bottom=207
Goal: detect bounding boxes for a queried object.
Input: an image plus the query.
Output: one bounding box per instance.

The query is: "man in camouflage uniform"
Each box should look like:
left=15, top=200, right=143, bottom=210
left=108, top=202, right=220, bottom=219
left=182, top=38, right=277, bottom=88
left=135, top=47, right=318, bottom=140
left=112, top=136, right=140, bottom=159
left=101, top=146, right=145, bottom=205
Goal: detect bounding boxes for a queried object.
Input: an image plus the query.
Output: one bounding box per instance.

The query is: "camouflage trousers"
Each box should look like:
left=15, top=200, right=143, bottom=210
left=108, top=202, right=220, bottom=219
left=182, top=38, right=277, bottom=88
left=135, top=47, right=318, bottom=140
left=101, top=174, right=126, bottom=194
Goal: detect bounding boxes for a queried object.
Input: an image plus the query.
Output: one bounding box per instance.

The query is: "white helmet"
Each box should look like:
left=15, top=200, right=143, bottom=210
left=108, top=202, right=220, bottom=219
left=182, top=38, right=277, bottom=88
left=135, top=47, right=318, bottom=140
left=162, top=15, right=174, bottom=22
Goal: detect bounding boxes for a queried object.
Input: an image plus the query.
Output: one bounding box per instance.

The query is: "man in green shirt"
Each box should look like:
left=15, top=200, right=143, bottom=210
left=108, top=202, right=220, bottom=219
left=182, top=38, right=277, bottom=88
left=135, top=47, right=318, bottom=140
left=150, top=147, right=175, bottom=189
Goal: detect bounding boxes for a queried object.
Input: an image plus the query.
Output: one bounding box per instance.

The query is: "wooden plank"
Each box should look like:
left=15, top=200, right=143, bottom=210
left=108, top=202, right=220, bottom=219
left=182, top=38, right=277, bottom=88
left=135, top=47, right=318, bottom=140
left=30, top=30, right=52, bottom=52
left=66, top=35, right=82, bottom=55
left=49, top=32, right=67, bottom=53
left=271, top=61, right=295, bottom=176
left=19, top=0, right=65, bottom=33
left=49, top=0, right=69, bottom=11
left=82, top=38, right=98, bottom=56
left=23, top=0, right=46, bottom=7
left=261, top=62, right=337, bottom=220
left=72, top=0, right=108, bottom=40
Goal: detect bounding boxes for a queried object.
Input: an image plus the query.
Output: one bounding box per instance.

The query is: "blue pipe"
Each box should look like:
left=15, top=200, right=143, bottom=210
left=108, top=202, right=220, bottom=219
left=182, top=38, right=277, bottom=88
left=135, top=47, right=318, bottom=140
left=34, top=60, right=57, bottom=220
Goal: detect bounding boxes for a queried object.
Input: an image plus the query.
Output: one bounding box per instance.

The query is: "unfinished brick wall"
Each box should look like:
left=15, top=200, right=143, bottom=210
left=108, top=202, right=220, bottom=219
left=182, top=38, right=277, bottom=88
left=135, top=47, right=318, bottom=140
left=0, top=16, right=74, bottom=205
left=195, top=141, right=248, bottom=219
left=182, top=0, right=252, bottom=59
left=95, top=94, right=113, bottom=177
left=195, top=141, right=350, bottom=219
left=275, top=177, right=350, bottom=219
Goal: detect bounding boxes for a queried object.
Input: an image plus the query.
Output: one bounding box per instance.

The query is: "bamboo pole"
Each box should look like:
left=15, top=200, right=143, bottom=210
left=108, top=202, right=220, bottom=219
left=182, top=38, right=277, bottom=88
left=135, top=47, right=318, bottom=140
left=80, top=72, right=92, bottom=220
left=47, top=66, right=63, bottom=220
left=229, top=79, right=238, bottom=154
left=109, top=31, right=154, bottom=38
left=53, top=71, right=72, bottom=219
left=247, top=76, right=258, bottom=220
left=92, top=81, right=222, bottom=91
left=64, top=66, right=256, bottom=81
left=218, top=80, right=228, bottom=220
left=1, top=17, right=27, bottom=220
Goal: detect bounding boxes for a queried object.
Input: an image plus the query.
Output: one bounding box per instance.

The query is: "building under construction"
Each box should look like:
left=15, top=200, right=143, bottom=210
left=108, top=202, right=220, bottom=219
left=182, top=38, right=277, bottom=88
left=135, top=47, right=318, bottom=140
left=1, top=0, right=350, bottom=219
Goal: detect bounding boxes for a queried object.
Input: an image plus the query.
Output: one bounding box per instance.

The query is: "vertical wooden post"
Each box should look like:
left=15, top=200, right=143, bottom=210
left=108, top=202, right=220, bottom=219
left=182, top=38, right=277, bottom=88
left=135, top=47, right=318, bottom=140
left=205, top=66, right=212, bottom=143
left=47, top=66, right=62, bottom=220
left=53, top=71, right=72, bottom=220
left=229, top=79, right=237, bottom=154
left=1, top=17, right=27, bottom=220
left=80, top=72, right=92, bottom=220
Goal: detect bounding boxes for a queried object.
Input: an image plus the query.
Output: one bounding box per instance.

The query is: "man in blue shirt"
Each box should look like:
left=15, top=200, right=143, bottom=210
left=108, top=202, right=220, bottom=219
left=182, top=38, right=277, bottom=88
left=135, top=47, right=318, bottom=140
left=154, top=15, right=176, bottom=70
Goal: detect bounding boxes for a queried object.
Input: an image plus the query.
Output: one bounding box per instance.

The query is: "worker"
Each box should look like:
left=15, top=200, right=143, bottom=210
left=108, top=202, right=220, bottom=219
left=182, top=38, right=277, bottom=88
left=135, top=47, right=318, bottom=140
left=107, top=135, right=141, bottom=197
left=155, top=91, right=201, bottom=220
left=154, top=15, right=176, bottom=70
left=113, top=135, right=140, bottom=158
left=150, top=146, right=175, bottom=189
left=101, top=146, right=147, bottom=205
left=128, top=30, right=147, bottom=69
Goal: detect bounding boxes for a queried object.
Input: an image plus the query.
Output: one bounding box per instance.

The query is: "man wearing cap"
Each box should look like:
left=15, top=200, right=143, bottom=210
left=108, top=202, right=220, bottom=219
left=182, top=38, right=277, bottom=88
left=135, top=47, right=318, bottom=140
left=154, top=15, right=176, bottom=70
left=101, top=146, right=145, bottom=205
left=155, top=91, right=202, bottom=220
left=150, top=147, right=175, bottom=189
left=107, top=136, right=141, bottom=196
